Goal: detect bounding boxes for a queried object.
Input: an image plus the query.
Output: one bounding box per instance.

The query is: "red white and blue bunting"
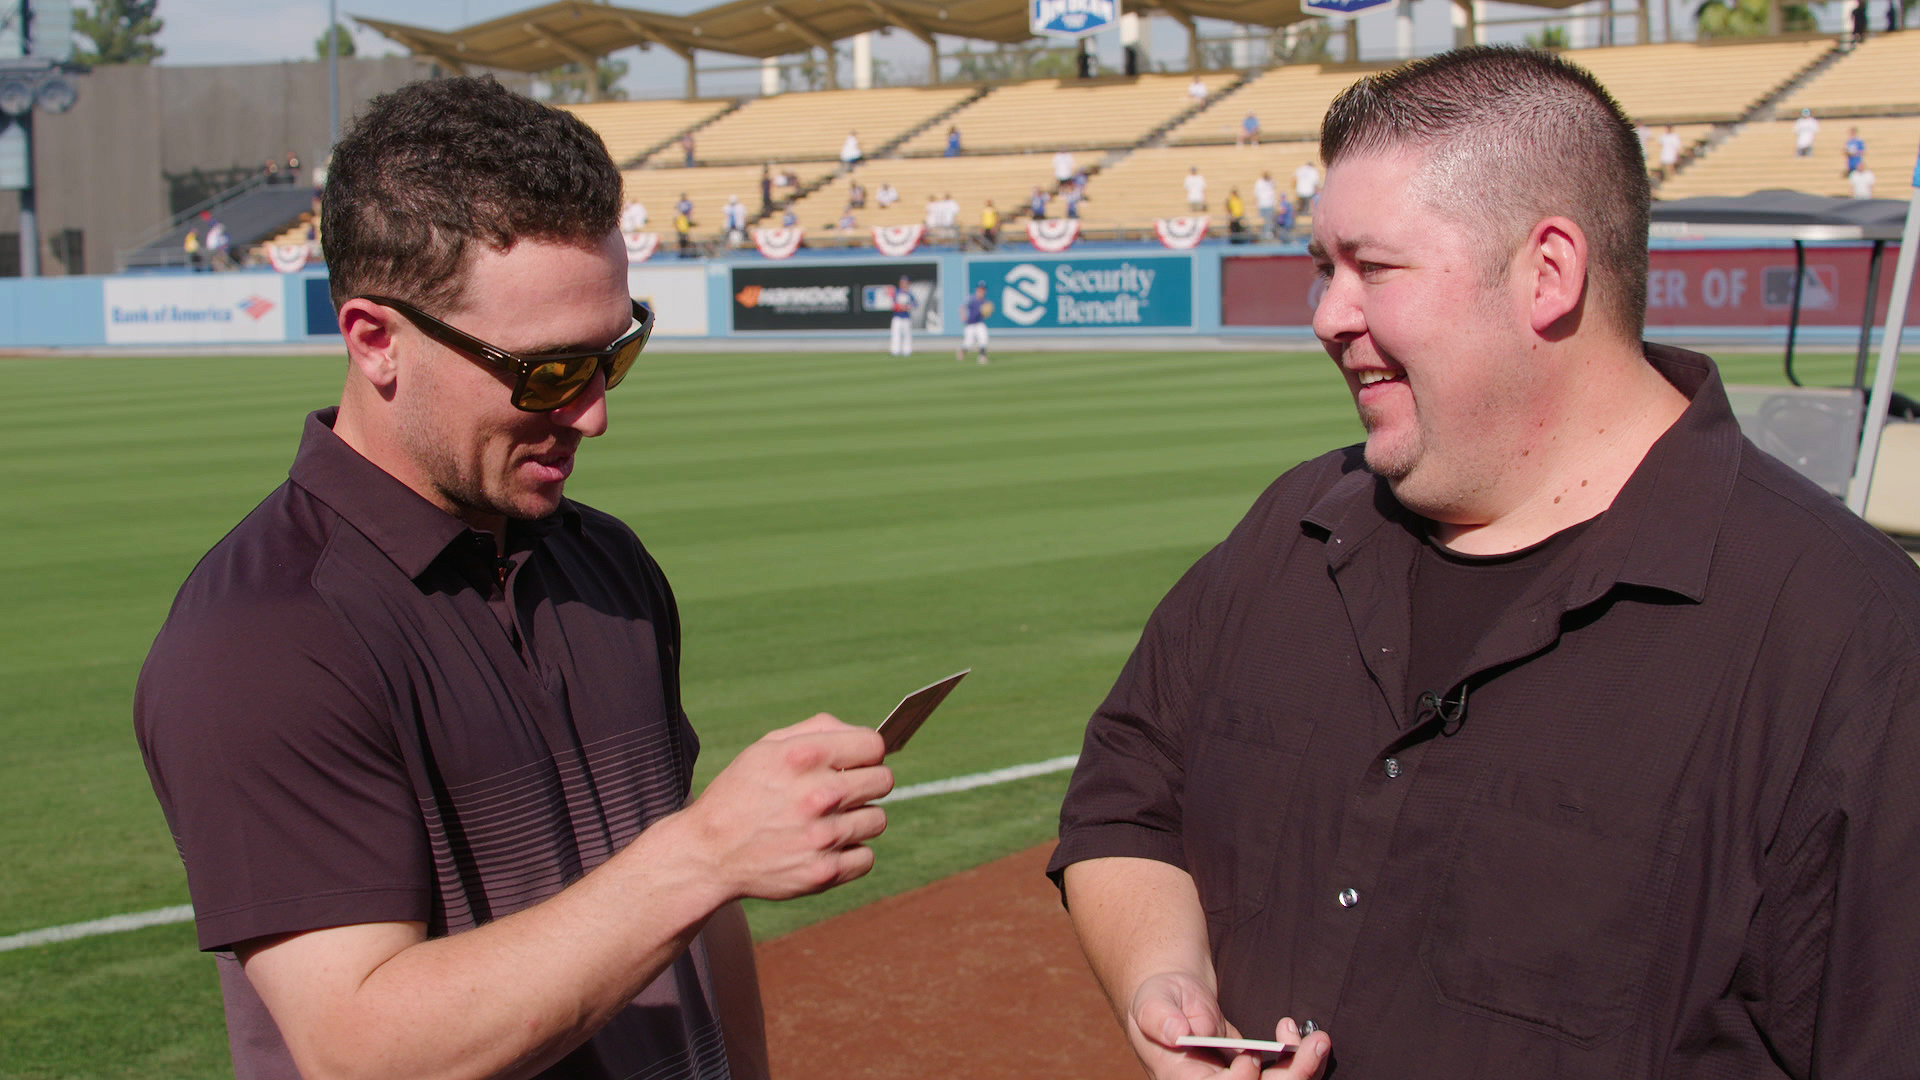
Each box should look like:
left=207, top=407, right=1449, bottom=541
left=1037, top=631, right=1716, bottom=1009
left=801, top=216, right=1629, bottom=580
left=871, top=223, right=925, bottom=257
left=623, top=232, right=660, bottom=263
left=753, top=227, right=805, bottom=260
left=1153, top=216, right=1209, bottom=250
left=266, top=243, right=310, bottom=273
left=1026, top=218, right=1080, bottom=253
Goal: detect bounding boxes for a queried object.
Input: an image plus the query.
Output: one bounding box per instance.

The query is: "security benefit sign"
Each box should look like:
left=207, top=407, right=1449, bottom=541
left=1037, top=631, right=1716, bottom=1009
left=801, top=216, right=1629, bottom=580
left=732, top=262, right=940, bottom=332
left=105, top=275, right=288, bottom=344
left=1031, top=0, right=1118, bottom=38
left=977, top=256, right=1192, bottom=330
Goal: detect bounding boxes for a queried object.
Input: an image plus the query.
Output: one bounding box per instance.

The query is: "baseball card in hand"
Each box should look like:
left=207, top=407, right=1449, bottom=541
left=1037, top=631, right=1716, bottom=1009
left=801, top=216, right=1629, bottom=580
left=876, top=669, right=970, bottom=753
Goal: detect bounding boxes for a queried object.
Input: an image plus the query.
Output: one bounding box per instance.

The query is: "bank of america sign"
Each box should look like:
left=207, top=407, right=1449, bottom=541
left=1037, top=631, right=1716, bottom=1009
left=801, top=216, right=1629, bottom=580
left=1031, top=0, right=1118, bottom=38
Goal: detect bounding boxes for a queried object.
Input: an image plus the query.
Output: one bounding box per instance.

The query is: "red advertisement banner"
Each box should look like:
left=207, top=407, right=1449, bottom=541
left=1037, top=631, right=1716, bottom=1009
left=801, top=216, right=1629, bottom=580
left=1222, top=247, right=1920, bottom=328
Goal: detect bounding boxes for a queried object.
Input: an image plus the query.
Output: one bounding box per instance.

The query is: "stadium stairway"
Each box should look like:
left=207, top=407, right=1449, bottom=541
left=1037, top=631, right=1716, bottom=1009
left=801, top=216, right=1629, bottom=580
left=1657, top=37, right=1849, bottom=192
left=625, top=98, right=748, bottom=169
left=121, top=184, right=317, bottom=271
left=1043, top=69, right=1258, bottom=223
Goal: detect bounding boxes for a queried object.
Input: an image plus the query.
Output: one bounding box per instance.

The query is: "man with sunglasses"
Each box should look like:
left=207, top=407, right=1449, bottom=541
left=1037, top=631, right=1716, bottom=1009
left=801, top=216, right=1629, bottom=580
left=136, top=76, right=892, bottom=1080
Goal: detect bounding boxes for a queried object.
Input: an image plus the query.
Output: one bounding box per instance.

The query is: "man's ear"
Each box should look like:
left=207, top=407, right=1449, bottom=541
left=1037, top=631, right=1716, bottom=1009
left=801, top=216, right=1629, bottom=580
left=1525, top=216, right=1589, bottom=336
left=338, top=298, right=400, bottom=396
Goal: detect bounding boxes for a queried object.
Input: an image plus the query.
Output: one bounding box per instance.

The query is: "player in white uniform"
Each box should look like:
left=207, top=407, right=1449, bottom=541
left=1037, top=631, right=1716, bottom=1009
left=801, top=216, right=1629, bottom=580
left=889, top=276, right=916, bottom=357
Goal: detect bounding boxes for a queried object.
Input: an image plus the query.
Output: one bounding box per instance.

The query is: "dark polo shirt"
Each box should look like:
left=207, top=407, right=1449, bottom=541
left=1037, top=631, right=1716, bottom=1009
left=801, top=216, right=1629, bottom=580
left=1050, top=345, right=1920, bottom=1078
left=136, top=408, right=730, bottom=1080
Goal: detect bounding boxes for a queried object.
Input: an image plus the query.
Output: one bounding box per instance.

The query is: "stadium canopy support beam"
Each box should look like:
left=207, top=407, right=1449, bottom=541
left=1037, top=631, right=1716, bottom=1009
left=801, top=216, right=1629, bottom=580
left=1158, top=0, right=1201, bottom=70
left=766, top=4, right=841, bottom=88
left=362, top=23, right=470, bottom=75
left=525, top=22, right=605, bottom=100
left=862, top=0, right=941, bottom=81
left=616, top=17, right=699, bottom=99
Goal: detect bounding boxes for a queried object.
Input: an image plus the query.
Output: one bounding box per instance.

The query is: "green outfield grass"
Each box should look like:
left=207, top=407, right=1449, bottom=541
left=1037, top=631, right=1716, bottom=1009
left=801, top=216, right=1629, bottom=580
left=0, top=344, right=1904, bottom=1078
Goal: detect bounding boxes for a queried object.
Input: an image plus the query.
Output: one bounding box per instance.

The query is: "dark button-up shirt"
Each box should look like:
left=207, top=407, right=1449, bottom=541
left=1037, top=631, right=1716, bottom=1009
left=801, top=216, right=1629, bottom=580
left=137, top=408, right=729, bottom=1080
left=1050, top=346, right=1920, bottom=1078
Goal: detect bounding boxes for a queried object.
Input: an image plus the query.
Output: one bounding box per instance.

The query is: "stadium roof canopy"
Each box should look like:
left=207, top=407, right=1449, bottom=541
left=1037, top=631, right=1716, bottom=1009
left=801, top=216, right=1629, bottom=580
left=355, top=0, right=1323, bottom=98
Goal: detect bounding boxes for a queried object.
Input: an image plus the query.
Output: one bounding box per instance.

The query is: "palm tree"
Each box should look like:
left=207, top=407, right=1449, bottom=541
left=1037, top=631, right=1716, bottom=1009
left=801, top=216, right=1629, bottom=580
left=1695, top=0, right=1814, bottom=37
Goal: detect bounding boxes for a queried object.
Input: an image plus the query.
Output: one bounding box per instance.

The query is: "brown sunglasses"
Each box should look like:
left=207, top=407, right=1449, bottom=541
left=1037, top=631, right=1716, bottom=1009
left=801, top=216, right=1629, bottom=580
left=360, top=295, right=654, bottom=412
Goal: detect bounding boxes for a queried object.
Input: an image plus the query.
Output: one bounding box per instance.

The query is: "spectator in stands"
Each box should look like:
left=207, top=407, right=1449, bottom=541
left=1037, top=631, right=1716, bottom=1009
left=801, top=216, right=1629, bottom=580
left=1851, top=0, right=1869, bottom=40
left=674, top=208, right=693, bottom=256
left=1794, top=109, right=1819, bottom=157
left=1254, top=170, right=1278, bottom=237
left=620, top=199, right=649, bottom=237
left=841, top=130, right=863, bottom=168
left=1064, top=178, right=1085, bottom=220
left=285, top=151, right=301, bottom=179
left=1053, top=149, right=1076, bottom=187
left=781, top=207, right=797, bottom=228
left=1030, top=186, right=1049, bottom=221
left=925, top=193, right=942, bottom=238
left=1187, top=74, right=1208, bottom=102
left=205, top=216, right=231, bottom=271
left=1849, top=160, right=1877, bottom=198
left=876, top=181, right=899, bottom=208
left=1225, top=187, right=1246, bottom=241
left=837, top=208, right=858, bottom=234
left=940, top=192, right=962, bottom=240
left=1184, top=166, right=1207, bottom=212
left=1889, top=0, right=1901, bottom=31
left=945, top=127, right=962, bottom=157
left=676, top=193, right=693, bottom=222
left=1657, top=125, right=1683, bottom=178
left=848, top=181, right=867, bottom=209
left=1293, top=159, right=1320, bottom=215
left=760, top=165, right=774, bottom=213
left=722, top=195, right=746, bottom=244
left=183, top=221, right=203, bottom=271
left=980, top=199, right=1000, bottom=250
left=262, top=158, right=281, bottom=184
left=680, top=132, right=696, bottom=167
left=1272, top=193, right=1295, bottom=243
left=1238, top=112, right=1260, bottom=146
left=1844, top=127, right=1866, bottom=174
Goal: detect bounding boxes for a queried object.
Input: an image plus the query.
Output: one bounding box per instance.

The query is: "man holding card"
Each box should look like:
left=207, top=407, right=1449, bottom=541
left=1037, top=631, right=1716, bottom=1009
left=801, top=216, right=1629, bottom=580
left=136, top=77, right=893, bottom=1080
left=1050, top=48, right=1920, bottom=1079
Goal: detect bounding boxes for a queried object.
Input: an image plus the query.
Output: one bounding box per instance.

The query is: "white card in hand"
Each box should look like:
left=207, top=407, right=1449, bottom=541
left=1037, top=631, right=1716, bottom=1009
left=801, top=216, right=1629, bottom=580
left=1175, top=1035, right=1299, bottom=1055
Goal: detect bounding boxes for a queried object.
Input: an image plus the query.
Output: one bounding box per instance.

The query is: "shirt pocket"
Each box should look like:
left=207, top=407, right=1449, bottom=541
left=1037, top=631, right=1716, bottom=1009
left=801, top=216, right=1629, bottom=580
left=1183, top=697, right=1315, bottom=939
left=1419, top=767, right=1690, bottom=1048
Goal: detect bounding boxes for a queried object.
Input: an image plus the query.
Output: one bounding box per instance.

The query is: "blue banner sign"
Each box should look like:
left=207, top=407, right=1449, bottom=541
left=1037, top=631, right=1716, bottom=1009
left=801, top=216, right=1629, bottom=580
left=1302, top=0, right=1393, bottom=13
left=971, top=255, right=1191, bottom=329
left=1030, top=0, right=1119, bottom=38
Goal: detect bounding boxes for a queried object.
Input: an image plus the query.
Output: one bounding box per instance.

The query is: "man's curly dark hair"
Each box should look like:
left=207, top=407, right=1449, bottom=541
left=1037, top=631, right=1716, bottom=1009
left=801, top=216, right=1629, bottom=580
left=322, top=75, right=623, bottom=315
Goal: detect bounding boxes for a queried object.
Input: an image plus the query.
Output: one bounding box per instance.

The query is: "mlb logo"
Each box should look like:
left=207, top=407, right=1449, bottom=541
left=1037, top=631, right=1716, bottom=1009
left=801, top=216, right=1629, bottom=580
left=1030, top=0, right=1118, bottom=38
left=1761, top=265, right=1838, bottom=311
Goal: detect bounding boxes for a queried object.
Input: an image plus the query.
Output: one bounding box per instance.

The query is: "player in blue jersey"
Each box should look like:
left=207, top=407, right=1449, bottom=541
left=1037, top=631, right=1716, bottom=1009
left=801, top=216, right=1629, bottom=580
left=958, top=281, right=991, bottom=365
left=888, top=275, right=916, bottom=357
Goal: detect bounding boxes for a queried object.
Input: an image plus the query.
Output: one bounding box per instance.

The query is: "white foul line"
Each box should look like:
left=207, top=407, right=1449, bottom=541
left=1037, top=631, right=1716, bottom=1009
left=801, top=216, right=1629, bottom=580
left=0, top=754, right=1080, bottom=954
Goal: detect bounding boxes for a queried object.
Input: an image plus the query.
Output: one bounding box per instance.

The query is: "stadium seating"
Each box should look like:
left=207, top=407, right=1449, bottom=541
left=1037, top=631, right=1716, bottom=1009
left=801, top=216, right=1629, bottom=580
left=682, top=85, right=978, bottom=165
left=619, top=163, right=828, bottom=230
left=1657, top=115, right=1920, bottom=199
left=558, top=98, right=739, bottom=166
left=1774, top=31, right=1920, bottom=115
left=1081, top=143, right=1321, bottom=230
left=892, top=73, right=1241, bottom=156
left=1562, top=38, right=1836, bottom=123
left=789, top=155, right=1062, bottom=232
left=1166, top=64, right=1389, bottom=145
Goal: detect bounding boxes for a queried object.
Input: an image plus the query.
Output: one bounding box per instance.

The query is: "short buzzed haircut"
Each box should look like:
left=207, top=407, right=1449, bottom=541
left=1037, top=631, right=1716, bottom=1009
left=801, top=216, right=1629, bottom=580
left=322, top=75, right=623, bottom=315
left=1321, top=47, right=1649, bottom=338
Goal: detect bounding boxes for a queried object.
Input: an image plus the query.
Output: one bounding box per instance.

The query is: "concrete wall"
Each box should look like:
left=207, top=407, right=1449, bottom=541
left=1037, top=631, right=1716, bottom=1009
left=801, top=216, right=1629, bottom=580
left=0, top=58, right=533, bottom=277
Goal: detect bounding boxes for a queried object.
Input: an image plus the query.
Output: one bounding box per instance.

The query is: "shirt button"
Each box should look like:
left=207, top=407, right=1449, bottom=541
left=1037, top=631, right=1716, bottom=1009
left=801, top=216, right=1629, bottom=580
left=1384, top=757, right=1402, bottom=778
left=1338, top=887, right=1359, bottom=907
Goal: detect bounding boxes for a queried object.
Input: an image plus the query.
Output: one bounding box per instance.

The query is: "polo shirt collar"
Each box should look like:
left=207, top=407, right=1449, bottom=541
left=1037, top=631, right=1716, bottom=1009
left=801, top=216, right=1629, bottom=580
left=1304, top=343, right=1742, bottom=607
left=287, top=407, right=580, bottom=581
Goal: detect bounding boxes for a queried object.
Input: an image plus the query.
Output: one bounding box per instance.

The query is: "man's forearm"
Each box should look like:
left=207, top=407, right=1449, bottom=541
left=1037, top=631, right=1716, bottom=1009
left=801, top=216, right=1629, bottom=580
left=244, top=810, right=731, bottom=1080
left=1064, top=857, right=1218, bottom=1022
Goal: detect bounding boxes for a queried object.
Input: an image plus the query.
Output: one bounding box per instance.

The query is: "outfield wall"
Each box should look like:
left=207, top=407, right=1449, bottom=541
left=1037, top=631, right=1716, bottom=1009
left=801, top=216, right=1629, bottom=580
left=3, top=241, right=1914, bottom=349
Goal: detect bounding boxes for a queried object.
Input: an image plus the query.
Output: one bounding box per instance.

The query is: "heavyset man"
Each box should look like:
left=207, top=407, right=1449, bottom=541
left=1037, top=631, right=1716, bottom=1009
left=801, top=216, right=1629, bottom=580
left=1051, top=47, right=1920, bottom=1080
left=136, top=77, right=893, bottom=1080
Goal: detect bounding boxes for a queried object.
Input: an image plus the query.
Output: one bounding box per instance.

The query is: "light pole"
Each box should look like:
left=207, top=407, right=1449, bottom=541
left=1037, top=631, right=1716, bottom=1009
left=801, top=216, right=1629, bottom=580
left=327, top=0, right=339, bottom=146
left=0, top=0, right=80, bottom=278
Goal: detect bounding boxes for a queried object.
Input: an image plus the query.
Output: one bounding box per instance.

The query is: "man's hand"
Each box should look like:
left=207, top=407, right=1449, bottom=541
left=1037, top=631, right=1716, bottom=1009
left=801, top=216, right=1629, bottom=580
left=677, top=713, right=892, bottom=901
left=1127, top=973, right=1330, bottom=1080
